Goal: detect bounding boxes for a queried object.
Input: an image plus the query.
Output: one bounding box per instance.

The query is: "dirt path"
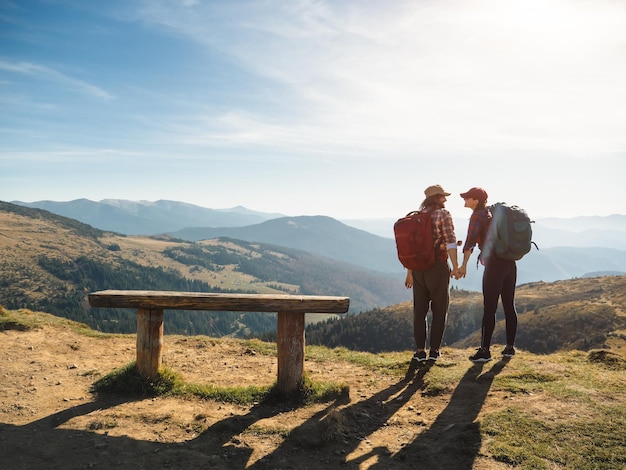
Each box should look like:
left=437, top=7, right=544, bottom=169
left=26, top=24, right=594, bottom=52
left=0, top=326, right=513, bottom=469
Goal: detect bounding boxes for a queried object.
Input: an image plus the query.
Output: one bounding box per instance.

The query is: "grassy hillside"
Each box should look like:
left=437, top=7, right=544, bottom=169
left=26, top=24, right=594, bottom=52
left=1, top=307, right=625, bottom=469
left=306, top=275, right=626, bottom=354
left=0, top=201, right=406, bottom=335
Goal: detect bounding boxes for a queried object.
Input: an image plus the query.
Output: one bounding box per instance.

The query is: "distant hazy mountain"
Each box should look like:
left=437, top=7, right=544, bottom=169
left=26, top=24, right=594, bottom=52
left=344, top=215, right=626, bottom=249
left=12, top=199, right=284, bottom=234
left=8, top=199, right=626, bottom=288
left=169, top=216, right=626, bottom=282
left=452, top=246, right=626, bottom=292
left=538, top=214, right=626, bottom=231
left=169, top=215, right=400, bottom=273
left=530, top=225, right=626, bottom=249
left=339, top=218, right=397, bottom=238
left=15, top=198, right=626, bottom=247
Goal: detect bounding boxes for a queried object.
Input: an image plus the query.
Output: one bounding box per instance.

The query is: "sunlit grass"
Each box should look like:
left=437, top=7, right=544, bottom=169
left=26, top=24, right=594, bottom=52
left=483, top=404, right=626, bottom=469
left=305, top=345, right=410, bottom=376
left=0, top=306, right=112, bottom=338
left=91, top=362, right=348, bottom=406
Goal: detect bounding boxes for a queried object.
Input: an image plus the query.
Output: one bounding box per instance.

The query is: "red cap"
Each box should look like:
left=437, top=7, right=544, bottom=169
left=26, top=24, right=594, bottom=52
left=460, top=187, right=488, bottom=202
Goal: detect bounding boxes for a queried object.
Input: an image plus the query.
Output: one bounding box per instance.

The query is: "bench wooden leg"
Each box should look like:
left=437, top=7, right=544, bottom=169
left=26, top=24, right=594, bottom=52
left=136, top=308, right=164, bottom=379
left=276, top=311, right=305, bottom=394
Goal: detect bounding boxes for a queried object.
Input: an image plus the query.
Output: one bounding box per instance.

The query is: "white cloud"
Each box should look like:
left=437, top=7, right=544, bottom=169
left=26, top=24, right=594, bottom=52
left=0, top=60, right=114, bottom=101
left=129, top=0, right=626, bottom=161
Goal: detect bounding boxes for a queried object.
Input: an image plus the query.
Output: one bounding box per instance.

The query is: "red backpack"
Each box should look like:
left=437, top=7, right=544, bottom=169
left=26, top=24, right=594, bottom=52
left=393, top=210, right=436, bottom=271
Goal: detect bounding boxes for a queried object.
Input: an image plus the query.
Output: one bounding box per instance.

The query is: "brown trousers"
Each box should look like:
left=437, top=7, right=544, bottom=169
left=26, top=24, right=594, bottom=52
left=411, top=261, right=451, bottom=351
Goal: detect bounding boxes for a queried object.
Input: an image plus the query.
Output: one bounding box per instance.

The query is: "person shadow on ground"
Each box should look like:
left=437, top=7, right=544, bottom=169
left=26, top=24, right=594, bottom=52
left=374, top=358, right=510, bottom=469
left=246, top=363, right=431, bottom=469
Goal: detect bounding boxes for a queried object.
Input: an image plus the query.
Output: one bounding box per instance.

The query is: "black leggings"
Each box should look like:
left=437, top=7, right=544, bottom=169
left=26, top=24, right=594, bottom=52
left=481, top=256, right=518, bottom=349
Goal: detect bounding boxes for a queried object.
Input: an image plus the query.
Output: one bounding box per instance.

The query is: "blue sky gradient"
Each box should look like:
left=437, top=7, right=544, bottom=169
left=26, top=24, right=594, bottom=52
left=1, top=0, right=625, bottom=220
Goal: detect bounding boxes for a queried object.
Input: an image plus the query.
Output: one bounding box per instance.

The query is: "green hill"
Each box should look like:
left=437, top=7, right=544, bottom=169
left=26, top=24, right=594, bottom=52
left=305, top=276, right=626, bottom=354
left=0, top=201, right=406, bottom=336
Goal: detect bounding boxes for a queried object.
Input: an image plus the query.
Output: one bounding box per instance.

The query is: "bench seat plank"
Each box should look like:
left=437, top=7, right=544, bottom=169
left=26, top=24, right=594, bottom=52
left=88, top=290, right=350, bottom=314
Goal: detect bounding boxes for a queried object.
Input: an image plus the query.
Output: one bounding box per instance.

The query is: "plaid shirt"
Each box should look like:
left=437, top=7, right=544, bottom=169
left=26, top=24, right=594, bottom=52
left=462, top=207, right=491, bottom=254
left=429, top=207, right=457, bottom=259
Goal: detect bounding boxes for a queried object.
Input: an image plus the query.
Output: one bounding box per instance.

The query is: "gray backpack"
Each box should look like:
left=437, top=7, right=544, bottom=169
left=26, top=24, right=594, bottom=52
left=489, top=202, right=537, bottom=260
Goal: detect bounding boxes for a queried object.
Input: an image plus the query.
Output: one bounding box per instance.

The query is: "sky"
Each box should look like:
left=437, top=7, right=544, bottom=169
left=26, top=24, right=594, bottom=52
left=1, top=0, right=625, bottom=221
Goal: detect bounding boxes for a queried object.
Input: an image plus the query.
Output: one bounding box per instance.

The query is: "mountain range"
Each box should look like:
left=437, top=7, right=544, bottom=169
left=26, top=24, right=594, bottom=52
left=11, top=199, right=626, bottom=291
left=3, top=199, right=626, bottom=353
left=0, top=201, right=408, bottom=333
left=15, top=198, right=626, bottom=245
left=12, top=198, right=283, bottom=234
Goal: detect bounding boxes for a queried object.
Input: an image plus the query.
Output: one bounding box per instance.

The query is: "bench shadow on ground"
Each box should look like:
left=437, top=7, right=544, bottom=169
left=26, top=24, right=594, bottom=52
left=0, top=367, right=426, bottom=469
left=1, top=360, right=508, bottom=469
left=0, top=394, right=140, bottom=469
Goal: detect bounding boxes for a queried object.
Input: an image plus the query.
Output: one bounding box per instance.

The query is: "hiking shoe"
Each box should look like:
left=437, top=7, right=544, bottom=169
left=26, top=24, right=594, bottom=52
left=412, top=351, right=427, bottom=364
left=502, top=345, right=516, bottom=357
left=428, top=350, right=440, bottom=362
left=469, top=347, right=492, bottom=363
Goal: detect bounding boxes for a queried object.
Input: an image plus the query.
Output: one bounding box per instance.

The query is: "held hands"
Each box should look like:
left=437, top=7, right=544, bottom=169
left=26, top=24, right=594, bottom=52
left=451, top=266, right=467, bottom=280
left=406, top=266, right=466, bottom=285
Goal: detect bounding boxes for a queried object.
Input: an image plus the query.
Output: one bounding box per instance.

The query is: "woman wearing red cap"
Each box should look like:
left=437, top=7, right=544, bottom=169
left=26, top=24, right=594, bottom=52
left=457, top=187, right=517, bottom=362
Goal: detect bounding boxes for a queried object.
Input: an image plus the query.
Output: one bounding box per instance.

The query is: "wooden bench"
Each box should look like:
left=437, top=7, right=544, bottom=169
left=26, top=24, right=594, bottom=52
left=88, top=290, right=350, bottom=394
